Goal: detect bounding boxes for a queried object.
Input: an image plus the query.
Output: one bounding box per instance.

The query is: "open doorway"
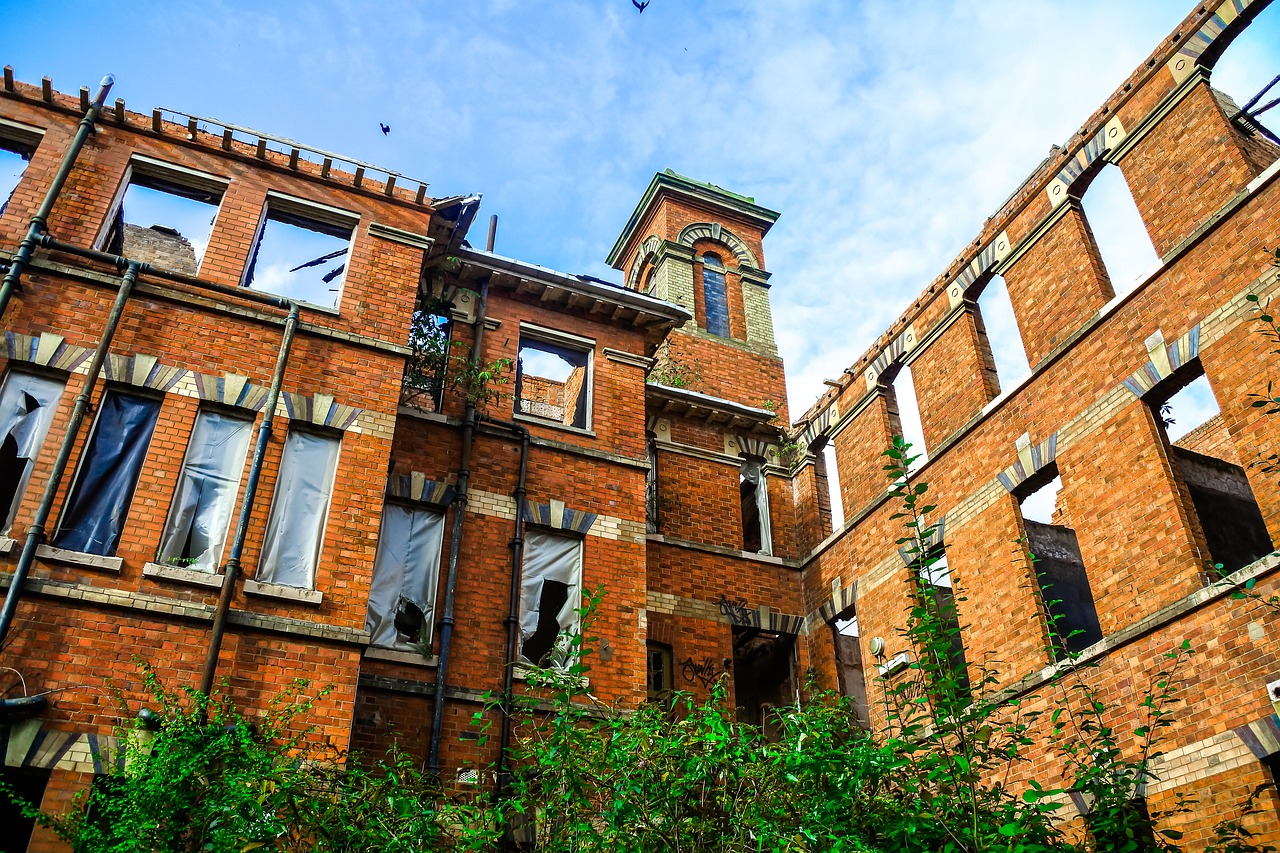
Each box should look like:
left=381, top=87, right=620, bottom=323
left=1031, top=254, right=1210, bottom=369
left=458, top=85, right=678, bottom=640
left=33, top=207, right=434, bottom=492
left=732, top=627, right=795, bottom=734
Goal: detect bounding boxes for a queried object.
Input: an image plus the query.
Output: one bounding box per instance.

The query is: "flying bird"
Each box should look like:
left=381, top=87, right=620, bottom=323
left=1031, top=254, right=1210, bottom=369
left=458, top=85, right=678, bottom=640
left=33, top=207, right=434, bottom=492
left=379, top=123, right=391, bottom=136
left=632, top=0, right=648, bottom=12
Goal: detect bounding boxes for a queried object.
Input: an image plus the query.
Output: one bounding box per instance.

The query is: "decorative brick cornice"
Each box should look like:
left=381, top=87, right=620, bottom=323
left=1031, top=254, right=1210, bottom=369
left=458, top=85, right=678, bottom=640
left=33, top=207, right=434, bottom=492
left=103, top=352, right=186, bottom=392
left=522, top=498, right=597, bottom=536
left=191, top=371, right=271, bottom=410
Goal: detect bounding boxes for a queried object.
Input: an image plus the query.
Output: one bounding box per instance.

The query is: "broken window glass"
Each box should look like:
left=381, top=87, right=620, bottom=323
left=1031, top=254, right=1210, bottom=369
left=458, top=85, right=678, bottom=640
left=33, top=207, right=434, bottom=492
left=244, top=200, right=355, bottom=310
left=646, top=641, right=673, bottom=699
left=519, top=529, right=583, bottom=668
left=0, top=372, right=64, bottom=534
left=257, top=430, right=340, bottom=589
left=54, top=391, right=162, bottom=556
left=102, top=168, right=222, bottom=275
left=515, top=335, right=591, bottom=429
left=366, top=502, right=445, bottom=650
left=0, top=138, right=36, bottom=219
left=739, top=456, right=772, bottom=556
left=156, top=410, right=253, bottom=573
left=701, top=252, right=730, bottom=336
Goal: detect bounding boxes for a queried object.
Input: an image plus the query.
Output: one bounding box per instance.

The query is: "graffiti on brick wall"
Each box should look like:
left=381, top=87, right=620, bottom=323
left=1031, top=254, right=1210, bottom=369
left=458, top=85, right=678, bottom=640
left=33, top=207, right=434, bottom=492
left=681, top=656, right=719, bottom=688
left=717, top=594, right=752, bottom=626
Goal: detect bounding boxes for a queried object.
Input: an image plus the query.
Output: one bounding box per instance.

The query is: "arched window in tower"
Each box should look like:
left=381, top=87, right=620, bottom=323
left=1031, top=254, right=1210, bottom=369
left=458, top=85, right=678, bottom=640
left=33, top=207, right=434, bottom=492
left=701, top=252, right=730, bottom=337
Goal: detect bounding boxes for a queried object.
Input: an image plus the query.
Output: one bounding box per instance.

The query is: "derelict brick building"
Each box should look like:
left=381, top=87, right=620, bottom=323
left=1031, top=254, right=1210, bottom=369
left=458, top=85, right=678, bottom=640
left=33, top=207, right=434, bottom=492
left=0, top=0, right=1279, bottom=848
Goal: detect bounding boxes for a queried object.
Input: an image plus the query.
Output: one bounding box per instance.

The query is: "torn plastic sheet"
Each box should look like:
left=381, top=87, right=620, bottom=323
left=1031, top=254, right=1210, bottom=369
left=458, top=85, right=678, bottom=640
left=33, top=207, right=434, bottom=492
left=740, top=457, right=773, bottom=556
left=54, top=392, right=162, bottom=556
left=0, top=372, right=63, bottom=532
left=256, top=430, right=340, bottom=589
left=519, top=529, right=582, bottom=666
left=156, top=410, right=253, bottom=573
left=365, top=503, right=445, bottom=649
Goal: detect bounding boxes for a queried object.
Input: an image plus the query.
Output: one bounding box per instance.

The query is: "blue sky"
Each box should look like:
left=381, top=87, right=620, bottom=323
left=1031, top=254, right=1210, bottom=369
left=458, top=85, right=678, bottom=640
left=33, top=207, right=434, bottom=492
left=5, top=1, right=1279, bottom=422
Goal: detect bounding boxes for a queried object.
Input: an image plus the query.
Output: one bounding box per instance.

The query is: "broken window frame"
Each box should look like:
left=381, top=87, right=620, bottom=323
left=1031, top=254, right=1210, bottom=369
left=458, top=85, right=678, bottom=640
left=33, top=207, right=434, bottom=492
left=256, top=427, right=342, bottom=590
left=96, top=155, right=228, bottom=274
left=646, top=641, right=674, bottom=699
left=0, top=370, right=65, bottom=535
left=739, top=455, right=773, bottom=556
left=700, top=251, right=731, bottom=337
left=365, top=500, right=446, bottom=651
left=155, top=407, right=254, bottom=574
left=518, top=527, right=584, bottom=670
left=513, top=324, right=594, bottom=431
left=830, top=606, right=870, bottom=729
left=53, top=388, right=163, bottom=556
left=0, top=118, right=43, bottom=220
left=242, top=192, right=359, bottom=312
left=645, top=436, right=659, bottom=533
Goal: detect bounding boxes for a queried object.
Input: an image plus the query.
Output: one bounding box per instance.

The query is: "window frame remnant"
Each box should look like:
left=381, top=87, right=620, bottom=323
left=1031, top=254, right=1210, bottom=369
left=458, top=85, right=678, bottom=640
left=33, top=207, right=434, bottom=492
left=242, top=192, right=359, bottom=311
left=513, top=324, right=594, bottom=431
left=97, top=155, right=228, bottom=275
left=700, top=251, right=731, bottom=337
left=366, top=501, right=446, bottom=651
left=0, top=118, right=44, bottom=218
left=155, top=408, right=254, bottom=574
left=0, top=371, right=64, bottom=535
left=518, top=528, right=584, bottom=670
left=53, top=389, right=163, bottom=556
left=831, top=608, right=870, bottom=729
left=646, top=641, right=673, bottom=700
left=256, top=428, right=341, bottom=590
left=645, top=436, right=659, bottom=533
left=739, top=455, right=773, bottom=556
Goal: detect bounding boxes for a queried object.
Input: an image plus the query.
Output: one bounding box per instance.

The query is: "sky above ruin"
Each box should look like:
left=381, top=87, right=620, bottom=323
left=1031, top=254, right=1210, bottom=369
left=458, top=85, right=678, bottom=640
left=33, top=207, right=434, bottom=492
left=6, top=1, right=1280, bottom=423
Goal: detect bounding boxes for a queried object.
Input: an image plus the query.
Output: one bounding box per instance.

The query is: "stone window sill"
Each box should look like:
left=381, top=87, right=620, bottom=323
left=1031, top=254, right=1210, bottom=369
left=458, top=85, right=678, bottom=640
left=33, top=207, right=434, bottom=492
left=142, top=561, right=226, bottom=589
left=0, top=537, right=17, bottom=555
left=35, top=544, right=122, bottom=573
left=243, top=579, right=322, bottom=606
left=513, top=413, right=596, bottom=439
left=363, top=646, right=438, bottom=667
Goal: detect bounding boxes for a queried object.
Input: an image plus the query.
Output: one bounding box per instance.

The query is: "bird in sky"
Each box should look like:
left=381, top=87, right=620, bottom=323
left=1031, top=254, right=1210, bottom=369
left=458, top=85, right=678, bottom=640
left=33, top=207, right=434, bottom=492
left=379, top=123, right=391, bottom=136
left=632, top=0, right=648, bottom=12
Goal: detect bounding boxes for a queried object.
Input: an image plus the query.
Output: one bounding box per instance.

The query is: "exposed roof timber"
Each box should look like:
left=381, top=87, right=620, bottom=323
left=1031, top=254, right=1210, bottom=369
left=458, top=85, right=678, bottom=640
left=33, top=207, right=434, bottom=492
left=646, top=383, right=779, bottom=436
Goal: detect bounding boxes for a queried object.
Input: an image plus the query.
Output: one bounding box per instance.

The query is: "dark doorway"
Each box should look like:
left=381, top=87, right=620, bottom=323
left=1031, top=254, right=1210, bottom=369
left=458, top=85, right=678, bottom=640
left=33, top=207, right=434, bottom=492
left=0, top=764, right=52, bottom=852
left=731, top=627, right=795, bottom=734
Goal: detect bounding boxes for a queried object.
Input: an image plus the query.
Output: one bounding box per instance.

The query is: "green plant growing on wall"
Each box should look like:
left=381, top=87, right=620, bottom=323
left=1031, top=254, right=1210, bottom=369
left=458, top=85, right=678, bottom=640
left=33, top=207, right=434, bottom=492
left=647, top=339, right=700, bottom=390
left=401, top=295, right=512, bottom=415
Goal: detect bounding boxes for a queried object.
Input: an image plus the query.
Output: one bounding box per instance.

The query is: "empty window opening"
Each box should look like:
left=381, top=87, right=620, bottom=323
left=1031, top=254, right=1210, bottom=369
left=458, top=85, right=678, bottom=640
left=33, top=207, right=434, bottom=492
left=53, top=390, right=162, bottom=556
left=0, top=372, right=63, bottom=534
left=645, top=437, right=659, bottom=533
left=0, top=137, right=36, bottom=217
left=740, top=456, right=772, bottom=556
left=366, top=502, right=446, bottom=651
left=1080, top=164, right=1160, bottom=298
left=402, top=306, right=452, bottom=413
left=822, top=440, right=845, bottom=529
left=831, top=610, right=869, bottom=729
left=102, top=166, right=223, bottom=275
left=0, top=765, right=52, bottom=852
left=886, top=364, right=927, bottom=471
left=700, top=252, right=730, bottom=337
left=1016, top=468, right=1103, bottom=657
left=156, top=409, right=253, bottom=573
left=732, top=626, right=796, bottom=733
left=257, top=429, right=341, bottom=589
left=519, top=529, right=583, bottom=669
left=515, top=332, right=591, bottom=430
left=244, top=197, right=356, bottom=310
left=976, top=275, right=1031, bottom=391
left=915, top=550, right=970, bottom=694
left=646, top=641, right=673, bottom=700
left=1210, top=4, right=1280, bottom=157
left=1154, top=372, right=1273, bottom=574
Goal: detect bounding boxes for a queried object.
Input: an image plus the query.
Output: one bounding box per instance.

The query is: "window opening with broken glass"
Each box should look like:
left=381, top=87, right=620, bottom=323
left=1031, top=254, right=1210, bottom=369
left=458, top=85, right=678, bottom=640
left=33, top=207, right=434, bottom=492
left=53, top=390, right=162, bottom=556
left=156, top=409, right=253, bottom=573
left=0, top=137, right=37, bottom=218
left=0, top=372, right=63, bottom=534
left=256, top=429, right=340, bottom=589
left=514, top=334, right=591, bottom=430
left=519, top=528, right=583, bottom=669
left=739, top=456, right=772, bottom=555
left=366, top=502, right=446, bottom=650
left=102, top=166, right=223, bottom=275
left=646, top=641, right=673, bottom=699
left=243, top=199, right=355, bottom=310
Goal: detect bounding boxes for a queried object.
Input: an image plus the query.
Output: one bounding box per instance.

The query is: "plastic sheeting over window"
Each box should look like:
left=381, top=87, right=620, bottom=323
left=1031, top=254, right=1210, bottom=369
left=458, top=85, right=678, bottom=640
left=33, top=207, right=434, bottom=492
left=54, top=392, right=161, bottom=556
left=156, top=410, right=253, bottom=573
left=257, top=430, right=340, bottom=589
left=519, top=529, right=583, bottom=668
left=0, top=373, right=64, bottom=533
left=365, top=503, right=445, bottom=649
left=740, top=457, right=772, bottom=556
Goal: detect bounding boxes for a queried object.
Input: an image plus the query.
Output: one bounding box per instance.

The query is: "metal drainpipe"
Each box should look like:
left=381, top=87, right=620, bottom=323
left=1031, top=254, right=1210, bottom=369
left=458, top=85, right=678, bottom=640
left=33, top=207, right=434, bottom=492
left=480, top=416, right=529, bottom=808
left=0, top=75, right=114, bottom=322
left=199, top=302, right=300, bottom=697
left=0, top=261, right=139, bottom=647
left=427, top=277, right=489, bottom=774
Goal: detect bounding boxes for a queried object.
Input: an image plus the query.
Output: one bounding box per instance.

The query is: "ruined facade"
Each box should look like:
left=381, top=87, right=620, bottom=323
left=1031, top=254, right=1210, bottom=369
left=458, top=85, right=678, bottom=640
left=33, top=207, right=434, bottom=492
left=0, top=0, right=1279, bottom=849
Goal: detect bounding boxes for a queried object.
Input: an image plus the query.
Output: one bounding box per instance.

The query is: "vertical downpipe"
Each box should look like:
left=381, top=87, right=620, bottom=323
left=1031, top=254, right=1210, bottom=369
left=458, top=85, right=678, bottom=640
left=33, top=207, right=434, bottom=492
left=428, top=278, right=489, bottom=774
left=491, top=419, right=529, bottom=805
left=0, top=261, right=139, bottom=647
left=199, top=302, right=300, bottom=697
left=0, top=75, right=114, bottom=321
